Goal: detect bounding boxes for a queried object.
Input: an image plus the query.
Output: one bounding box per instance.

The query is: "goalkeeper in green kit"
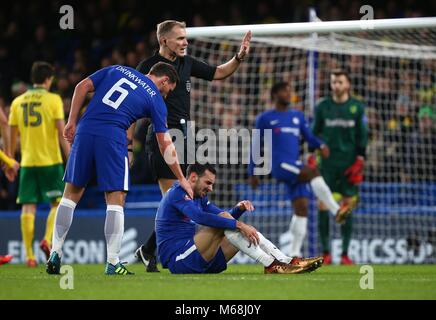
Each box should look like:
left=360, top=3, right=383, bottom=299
left=311, top=69, right=368, bottom=265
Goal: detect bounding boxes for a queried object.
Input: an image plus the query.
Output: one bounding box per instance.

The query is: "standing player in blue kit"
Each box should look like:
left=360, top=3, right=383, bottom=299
left=46, top=62, right=193, bottom=275
left=248, top=82, right=351, bottom=258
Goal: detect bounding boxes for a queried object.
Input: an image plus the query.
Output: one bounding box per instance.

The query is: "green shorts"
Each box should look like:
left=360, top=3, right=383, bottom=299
left=320, top=164, right=358, bottom=198
left=17, top=164, right=65, bottom=204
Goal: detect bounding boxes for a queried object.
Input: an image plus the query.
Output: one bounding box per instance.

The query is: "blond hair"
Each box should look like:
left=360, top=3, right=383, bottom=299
left=156, top=20, right=186, bottom=43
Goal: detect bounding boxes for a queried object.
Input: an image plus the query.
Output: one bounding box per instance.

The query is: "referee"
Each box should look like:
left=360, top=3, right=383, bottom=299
left=135, top=20, right=251, bottom=272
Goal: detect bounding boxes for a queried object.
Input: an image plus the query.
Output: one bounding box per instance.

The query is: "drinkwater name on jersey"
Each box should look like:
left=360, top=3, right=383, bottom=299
left=115, top=66, right=156, bottom=97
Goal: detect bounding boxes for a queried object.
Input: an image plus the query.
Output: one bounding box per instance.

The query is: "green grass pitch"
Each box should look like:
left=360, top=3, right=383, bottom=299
left=1, top=263, right=436, bottom=300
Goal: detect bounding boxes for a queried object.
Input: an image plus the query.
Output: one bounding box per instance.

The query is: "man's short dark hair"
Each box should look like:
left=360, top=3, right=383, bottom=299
left=149, top=62, right=179, bottom=84
left=187, top=163, right=217, bottom=177
left=270, top=82, right=290, bottom=100
left=156, top=20, right=186, bottom=41
left=31, top=61, right=54, bottom=84
left=330, top=69, right=350, bottom=82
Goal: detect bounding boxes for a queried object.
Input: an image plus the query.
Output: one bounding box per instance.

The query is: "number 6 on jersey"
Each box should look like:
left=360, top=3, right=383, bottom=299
left=102, top=78, right=137, bottom=110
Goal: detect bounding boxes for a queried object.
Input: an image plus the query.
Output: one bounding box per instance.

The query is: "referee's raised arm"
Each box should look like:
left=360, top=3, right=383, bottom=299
left=213, top=30, right=252, bottom=80
left=134, top=20, right=250, bottom=273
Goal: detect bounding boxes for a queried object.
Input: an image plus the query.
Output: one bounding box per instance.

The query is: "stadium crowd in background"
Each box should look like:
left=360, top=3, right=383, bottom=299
left=0, top=0, right=434, bottom=209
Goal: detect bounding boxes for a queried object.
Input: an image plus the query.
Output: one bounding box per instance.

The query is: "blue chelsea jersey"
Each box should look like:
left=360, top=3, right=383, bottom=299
left=248, top=109, right=323, bottom=175
left=76, top=65, right=168, bottom=144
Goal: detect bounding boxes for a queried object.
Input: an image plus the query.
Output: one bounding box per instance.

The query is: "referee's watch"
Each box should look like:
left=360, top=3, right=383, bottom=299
left=235, top=53, right=244, bottom=62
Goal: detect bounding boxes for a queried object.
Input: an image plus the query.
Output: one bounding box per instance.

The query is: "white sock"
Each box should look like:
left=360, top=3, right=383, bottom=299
left=257, top=232, right=292, bottom=264
left=288, top=215, right=308, bottom=257
left=224, top=229, right=275, bottom=267
left=310, top=176, right=339, bottom=215
left=105, top=205, right=124, bottom=265
left=52, top=198, right=76, bottom=257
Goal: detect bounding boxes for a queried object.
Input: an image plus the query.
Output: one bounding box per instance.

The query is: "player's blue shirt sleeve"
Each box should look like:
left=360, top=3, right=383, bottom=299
left=248, top=114, right=265, bottom=176
left=172, top=192, right=238, bottom=230
left=299, top=112, right=323, bottom=149
left=201, top=196, right=222, bottom=215
left=201, top=196, right=246, bottom=220
left=150, top=95, right=168, bottom=133
left=88, top=66, right=112, bottom=89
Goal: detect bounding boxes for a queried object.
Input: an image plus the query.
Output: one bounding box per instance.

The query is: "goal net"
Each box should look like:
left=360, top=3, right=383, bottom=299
left=187, top=18, right=436, bottom=264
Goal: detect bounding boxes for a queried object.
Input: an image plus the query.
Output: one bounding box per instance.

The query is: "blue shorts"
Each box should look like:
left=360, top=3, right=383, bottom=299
left=64, top=134, right=130, bottom=191
left=166, top=238, right=227, bottom=274
left=273, top=160, right=311, bottom=201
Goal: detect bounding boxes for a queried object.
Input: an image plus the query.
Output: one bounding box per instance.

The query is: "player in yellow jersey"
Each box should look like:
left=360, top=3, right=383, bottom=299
left=8, top=61, right=70, bottom=267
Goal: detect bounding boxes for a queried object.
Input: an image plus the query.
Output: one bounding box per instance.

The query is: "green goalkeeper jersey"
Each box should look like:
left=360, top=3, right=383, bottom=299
left=312, top=96, right=368, bottom=168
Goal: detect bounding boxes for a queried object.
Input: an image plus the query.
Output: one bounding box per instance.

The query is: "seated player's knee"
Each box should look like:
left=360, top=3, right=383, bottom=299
left=218, top=212, right=234, bottom=219
left=196, top=227, right=225, bottom=242
left=196, top=214, right=234, bottom=244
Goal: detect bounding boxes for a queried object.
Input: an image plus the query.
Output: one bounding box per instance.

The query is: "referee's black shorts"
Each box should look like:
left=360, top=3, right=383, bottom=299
left=145, top=125, right=189, bottom=180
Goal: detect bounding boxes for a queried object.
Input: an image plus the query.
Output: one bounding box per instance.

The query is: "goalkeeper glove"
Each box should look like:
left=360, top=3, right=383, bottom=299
left=306, top=154, right=318, bottom=169
left=344, top=156, right=364, bottom=185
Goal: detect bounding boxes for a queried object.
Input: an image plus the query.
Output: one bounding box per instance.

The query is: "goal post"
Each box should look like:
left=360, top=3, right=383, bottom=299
left=186, top=17, right=436, bottom=37
left=186, top=18, right=436, bottom=264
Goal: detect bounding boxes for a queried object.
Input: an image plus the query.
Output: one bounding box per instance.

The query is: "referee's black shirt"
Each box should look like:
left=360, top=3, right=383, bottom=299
left=136, top=52, right=217, bottom=129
